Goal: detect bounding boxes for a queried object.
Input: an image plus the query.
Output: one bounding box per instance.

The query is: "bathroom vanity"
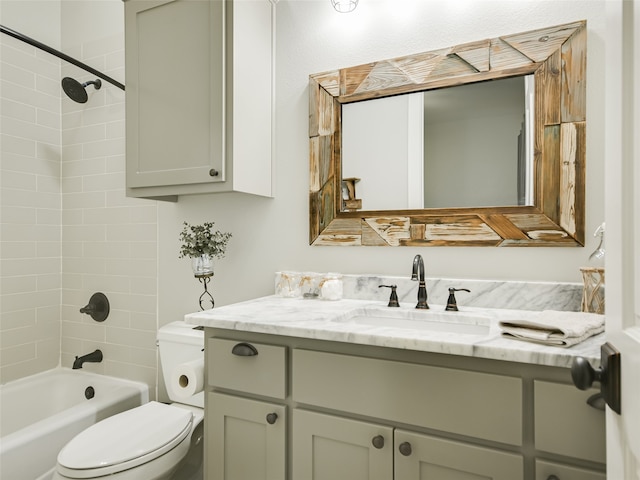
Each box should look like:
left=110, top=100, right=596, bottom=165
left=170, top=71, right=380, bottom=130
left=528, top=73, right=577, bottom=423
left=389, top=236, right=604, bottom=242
left=186, top=280, right=606, bottom=480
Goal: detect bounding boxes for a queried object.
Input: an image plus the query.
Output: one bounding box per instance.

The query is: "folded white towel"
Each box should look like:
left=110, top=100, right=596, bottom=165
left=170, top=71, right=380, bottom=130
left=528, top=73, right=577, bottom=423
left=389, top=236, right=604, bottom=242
left=499, top=310, right=605, bottom=347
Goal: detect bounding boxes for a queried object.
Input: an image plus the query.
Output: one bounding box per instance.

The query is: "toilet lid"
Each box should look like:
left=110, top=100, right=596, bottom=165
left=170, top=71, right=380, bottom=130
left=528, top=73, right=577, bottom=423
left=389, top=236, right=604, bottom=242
left=57, top=401, right=192, bottom=476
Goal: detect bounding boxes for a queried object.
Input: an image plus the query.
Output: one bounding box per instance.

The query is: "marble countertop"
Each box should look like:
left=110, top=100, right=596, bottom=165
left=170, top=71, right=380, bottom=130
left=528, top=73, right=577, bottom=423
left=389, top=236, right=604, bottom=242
left=185, top=295, right=603, bottom=369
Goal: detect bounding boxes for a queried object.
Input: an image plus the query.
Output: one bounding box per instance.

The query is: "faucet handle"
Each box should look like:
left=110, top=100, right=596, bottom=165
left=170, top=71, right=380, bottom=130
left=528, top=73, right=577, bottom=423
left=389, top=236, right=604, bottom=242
left=79, top=292, right=110, bottom=322
left=378, top=285, right=400, bottom=307
left=445, top=288, right=470, bottom=311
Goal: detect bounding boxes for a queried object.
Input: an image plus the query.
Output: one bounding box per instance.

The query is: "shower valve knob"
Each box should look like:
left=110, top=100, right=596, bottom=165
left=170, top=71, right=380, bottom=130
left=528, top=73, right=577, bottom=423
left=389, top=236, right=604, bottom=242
left=79, top=292, right=110, bottom=322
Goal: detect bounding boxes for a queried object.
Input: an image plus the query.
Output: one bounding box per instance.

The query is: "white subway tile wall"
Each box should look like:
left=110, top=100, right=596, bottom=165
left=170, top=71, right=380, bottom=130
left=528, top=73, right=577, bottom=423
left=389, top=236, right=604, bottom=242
left=59, top=33, right=158, bottom=395
left=1, top=29, right=159, bottom=395
left=1, top=34, right=62, bottom=382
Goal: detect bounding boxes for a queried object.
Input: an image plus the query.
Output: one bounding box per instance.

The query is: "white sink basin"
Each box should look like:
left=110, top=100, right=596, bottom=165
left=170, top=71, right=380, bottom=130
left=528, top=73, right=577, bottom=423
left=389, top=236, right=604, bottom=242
left=333, top=307, right=492, bottom=335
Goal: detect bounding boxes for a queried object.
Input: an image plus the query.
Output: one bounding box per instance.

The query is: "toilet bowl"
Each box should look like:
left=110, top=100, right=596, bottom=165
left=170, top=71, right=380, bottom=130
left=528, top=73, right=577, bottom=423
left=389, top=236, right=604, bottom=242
left=53, top=322, right=205, bottom=480
left=53, top=402, right=203, bottom=480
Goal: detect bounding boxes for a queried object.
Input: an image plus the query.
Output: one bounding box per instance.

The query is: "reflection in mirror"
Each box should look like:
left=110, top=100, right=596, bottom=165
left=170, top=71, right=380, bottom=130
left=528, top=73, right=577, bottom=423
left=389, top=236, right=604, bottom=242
left=342, top=75, right=535, bottom=211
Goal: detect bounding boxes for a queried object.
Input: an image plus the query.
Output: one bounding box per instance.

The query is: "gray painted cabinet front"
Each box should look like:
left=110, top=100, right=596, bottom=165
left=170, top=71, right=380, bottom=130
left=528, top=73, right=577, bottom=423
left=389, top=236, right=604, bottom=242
left=124, top=0, right=224, bottom=196
left=207, top=392, right=286, bottom=480
left=292, top=409, right=523, bottom=480
left=124, top=0, right=274, bottom=200
left=293, top=409, right=393, bottom=480
left=394, top=430, right=523, bottom=480
left=204, top=329, right=606, bottom=480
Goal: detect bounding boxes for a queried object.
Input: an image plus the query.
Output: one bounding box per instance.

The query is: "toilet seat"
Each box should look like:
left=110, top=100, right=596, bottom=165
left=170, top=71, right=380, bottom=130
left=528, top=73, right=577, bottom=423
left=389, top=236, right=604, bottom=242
left=56, top=402, right=193, bottom=479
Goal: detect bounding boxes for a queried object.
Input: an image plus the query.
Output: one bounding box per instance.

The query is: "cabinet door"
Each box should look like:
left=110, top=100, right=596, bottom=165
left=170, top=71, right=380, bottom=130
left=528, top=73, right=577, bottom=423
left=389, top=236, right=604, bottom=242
left=206, top=392, right=285, bottom=480
left=535, top=459, right=605, bottom=480
left=124, top=0, right=225, bottom=190
left=292, top=409, right=393, bottom=480
left=534, top=380, right=605, bottom=463
left=394, top=430, right=523, bottom=480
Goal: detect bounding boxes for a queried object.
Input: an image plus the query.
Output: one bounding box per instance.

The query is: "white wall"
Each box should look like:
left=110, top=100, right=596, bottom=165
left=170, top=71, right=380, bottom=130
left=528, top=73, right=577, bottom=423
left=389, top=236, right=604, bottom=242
left=424, top=78, right=525, bottom=208
left=0, top=0, right=61, bottom=47
left=158, top=0, right=607, bottom=327
left=342, top=93, right=424, bottom=211
left=59, top=1, right=158, bottom=391
left=0, top=0, right=63, bottom=382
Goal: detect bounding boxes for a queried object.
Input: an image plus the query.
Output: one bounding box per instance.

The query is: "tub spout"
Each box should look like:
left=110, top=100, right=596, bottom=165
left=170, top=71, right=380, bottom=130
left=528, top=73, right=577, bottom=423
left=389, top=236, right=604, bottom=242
left=72, top=349, right=103, bottom=369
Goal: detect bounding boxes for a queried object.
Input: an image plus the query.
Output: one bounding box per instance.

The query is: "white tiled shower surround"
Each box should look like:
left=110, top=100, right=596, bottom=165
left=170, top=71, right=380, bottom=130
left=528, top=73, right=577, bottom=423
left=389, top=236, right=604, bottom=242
left=1, top=3, right=158, bottom=394
left=1, top=30, right=62, bottom=382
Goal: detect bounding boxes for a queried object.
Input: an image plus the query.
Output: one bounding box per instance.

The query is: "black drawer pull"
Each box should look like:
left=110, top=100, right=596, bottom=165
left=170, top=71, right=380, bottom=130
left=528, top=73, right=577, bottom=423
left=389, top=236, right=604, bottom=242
left=266, top=413, right=278, bottom=425
left=231, top=342, right=258, bottom=356
left=398, top=442, right=412, bottom=456
left=371, top=435, right=384, bottom=449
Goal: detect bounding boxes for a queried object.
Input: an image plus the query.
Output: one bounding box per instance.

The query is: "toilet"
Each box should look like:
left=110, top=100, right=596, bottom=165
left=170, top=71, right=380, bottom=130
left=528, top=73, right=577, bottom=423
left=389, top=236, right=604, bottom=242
left=53, top=322, right=205, bottom=480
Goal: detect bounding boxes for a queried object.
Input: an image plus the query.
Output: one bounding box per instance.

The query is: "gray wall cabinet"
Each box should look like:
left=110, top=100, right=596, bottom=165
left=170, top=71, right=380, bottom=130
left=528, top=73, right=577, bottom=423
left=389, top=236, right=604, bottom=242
left=124, top=0, right=274, bottom=200
left=204, top=329, right=606, bottom=480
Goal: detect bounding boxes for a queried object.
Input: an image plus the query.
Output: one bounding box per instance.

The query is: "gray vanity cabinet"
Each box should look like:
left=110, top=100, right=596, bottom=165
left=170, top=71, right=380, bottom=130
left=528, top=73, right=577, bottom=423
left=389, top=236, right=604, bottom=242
left=394, top=430, right=523, bottom=480
left=292, top=409, right=393, bottom=480
left=292, top=409, right=523, bottom=480
left=203, top=328, right=605, bottom=480
left=206, top=392, right=286, bottom=480
left=124, top=0, right=274, bottom=200
left=535, top=460, right=606, bottom=480
left=205, top=338, right=287, bottom=480
left=292, top=348, right=524, bottom=480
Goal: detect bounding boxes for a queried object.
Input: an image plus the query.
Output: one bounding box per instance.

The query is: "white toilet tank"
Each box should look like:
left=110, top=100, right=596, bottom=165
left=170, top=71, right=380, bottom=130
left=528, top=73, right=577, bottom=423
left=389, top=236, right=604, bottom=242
left=157, top=321, right=205, bottom=408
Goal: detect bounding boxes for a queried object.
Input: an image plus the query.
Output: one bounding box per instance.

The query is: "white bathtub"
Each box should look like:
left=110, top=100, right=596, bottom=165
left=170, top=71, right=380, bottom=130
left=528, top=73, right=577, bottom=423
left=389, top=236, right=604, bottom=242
left=0, top=368, right=149, bottom=480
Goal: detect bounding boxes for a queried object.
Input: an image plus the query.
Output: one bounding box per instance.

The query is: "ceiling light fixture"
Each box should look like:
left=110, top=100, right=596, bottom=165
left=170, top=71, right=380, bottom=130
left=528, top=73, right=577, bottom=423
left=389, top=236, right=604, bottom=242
left=331, top=0, right=359, bottom=13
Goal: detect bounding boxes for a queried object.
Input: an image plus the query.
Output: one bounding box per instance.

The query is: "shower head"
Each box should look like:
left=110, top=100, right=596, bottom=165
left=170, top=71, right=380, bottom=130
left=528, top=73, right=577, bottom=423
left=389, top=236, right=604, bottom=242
left=61, top=77, right=101, bottom=103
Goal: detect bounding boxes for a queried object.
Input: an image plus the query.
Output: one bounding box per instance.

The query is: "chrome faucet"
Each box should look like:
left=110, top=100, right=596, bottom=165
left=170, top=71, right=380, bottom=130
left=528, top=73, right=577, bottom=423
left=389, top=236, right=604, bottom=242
left=411, top=254, right=429, bottom=309
left=72, top=349, right=103, bottom=369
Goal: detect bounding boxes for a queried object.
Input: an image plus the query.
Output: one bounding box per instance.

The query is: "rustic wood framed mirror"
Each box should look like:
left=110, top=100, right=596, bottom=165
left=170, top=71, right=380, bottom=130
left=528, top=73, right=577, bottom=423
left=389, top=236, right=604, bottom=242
left=309, top=21, right=586, bottom=246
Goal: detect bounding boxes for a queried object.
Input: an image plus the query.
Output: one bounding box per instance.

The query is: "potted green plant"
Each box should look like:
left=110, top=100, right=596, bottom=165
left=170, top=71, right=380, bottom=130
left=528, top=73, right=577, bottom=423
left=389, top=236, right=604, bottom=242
left=178, top=222, right=232, bottom=276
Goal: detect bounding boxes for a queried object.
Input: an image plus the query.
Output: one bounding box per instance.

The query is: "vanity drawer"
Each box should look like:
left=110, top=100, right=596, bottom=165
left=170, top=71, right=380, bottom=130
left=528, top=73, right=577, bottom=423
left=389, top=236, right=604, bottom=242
left=292, top=349, right=522, bottom=445
left=535, top=459, right=605, bottom=480
left=208, top=338, right=286, bottom=399
left=534, top=380, right=605, bottom=463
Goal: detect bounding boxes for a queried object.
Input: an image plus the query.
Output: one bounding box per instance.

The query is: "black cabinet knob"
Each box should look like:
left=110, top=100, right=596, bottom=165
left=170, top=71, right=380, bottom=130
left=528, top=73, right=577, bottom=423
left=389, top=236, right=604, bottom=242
left=231, top=342, right=258, bottom=356
left=398, top=442, right=412, bottom=456
left=371, top=435, right=384, bottom=449
left=266, top=413, right=278, bottom=425
left=209, top=169, right=219, bottom=177
left=547, top=476, right=560, bottom=480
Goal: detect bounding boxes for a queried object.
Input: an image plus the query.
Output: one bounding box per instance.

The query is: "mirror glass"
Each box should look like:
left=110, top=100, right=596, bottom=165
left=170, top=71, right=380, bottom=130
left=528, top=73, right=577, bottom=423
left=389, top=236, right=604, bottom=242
left=341, top=75, right=535, bottom=211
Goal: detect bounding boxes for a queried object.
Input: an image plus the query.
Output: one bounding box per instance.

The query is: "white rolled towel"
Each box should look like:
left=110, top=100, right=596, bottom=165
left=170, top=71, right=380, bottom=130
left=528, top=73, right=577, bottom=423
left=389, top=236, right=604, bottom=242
left=499, top=310, right=605, bottom=347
